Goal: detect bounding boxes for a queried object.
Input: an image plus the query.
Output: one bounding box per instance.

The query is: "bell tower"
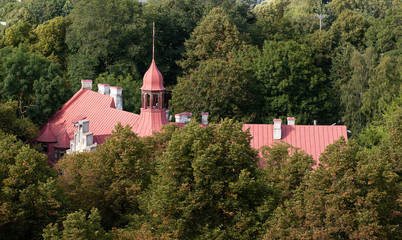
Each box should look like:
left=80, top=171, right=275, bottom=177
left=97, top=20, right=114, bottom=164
left=133, top=23, right=169, bottom=136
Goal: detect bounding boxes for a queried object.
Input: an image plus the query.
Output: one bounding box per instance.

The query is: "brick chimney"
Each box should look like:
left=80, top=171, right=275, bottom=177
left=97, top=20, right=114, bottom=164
left=110, top=86, right=123, bottom=110
left=201, top=112, right=209, bottom=125
left=81, top=80, right=92, bottom=90
left=273, top=119, right=282, bottom=140
left=287, top=117, right=295, bottom=125
left=98, top=83, right=110, bottom=95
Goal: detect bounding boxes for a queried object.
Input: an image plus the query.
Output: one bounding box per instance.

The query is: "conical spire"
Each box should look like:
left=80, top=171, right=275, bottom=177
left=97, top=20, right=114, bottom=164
left=141, top=22, right=165, bottom=91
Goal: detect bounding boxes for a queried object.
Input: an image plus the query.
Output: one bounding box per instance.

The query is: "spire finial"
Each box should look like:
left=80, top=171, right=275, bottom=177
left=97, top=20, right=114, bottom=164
left=152, top=22, right=155, bottom=61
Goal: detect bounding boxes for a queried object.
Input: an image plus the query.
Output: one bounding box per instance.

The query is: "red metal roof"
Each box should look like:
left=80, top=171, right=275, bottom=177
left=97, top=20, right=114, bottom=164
left=132, top=108, right=169, bottom=137
left=54, top=130, right=70, bottom=149
left=36, top=123, right=57, bottom=143
left=243, top=124, right=347, bottom=163
left=38, top=89, right=141, bottom=146
left=141, top=60, right=166, bottom=91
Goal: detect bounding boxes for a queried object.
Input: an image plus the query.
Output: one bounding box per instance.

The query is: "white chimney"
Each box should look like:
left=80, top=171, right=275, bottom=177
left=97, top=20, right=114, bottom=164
left=110, top=86, right=123, bottom=110
left=166, top=110, right=170, bottom=121
left=273, top=119, right=282, bottom=140
left=98, top=83, right=110, bottom=95
left=81, top=80, right=92, bottom=90
left=202, top=112, right=209, bottom=125
left=287, top=117, right=295, bottom=125
left=175, top=112, right=192, bottom=124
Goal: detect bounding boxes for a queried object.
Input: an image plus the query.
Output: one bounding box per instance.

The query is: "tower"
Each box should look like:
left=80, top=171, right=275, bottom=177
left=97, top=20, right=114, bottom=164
left=133, top=23, right=169, bottom=136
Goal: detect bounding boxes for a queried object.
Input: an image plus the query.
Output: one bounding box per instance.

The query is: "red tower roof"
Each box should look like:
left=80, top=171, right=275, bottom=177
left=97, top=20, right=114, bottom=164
left=141, top=59, right=166, bottom=91
left=54, top=130, right=71, bottom=149
left=37, top=123, right=57, bottom=143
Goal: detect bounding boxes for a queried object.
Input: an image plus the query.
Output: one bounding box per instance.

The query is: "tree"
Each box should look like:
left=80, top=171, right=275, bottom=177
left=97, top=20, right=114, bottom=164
left=171, top=47, right=260, bottom=123
left=31, top=16, right=71, bottom=66
left=0, top=101, right=38, bottom=142
left=365, top=6, right=402, bottom=56
left=0, top=46, right=70, bottom=124
left=340, top=47, right=376, bottom=134
left=361, top=55, right=401, bottom=124
left=328, top=9, right=369, bottom=50
left=252, top=0, right=300, bottom=46
left=0, top=136, right=68, bottom=240
left=43, top=208, right=108, bottom=240
left=144, top=119, right=275, bottom=239
left=1, top=20, right=35, bottom=48
left=255, top=40, right=333, bottom=124
left=66, top=0, right=146, bottom=87
left=56, top=124, right=154, bottom=229
left=179, top=7, right=243, bottom=70
left=260, top=141, right=315, bottom=202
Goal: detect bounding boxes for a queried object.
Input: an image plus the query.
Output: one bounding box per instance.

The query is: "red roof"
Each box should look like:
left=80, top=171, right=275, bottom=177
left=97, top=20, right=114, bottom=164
left=132, top=108, right=169, bottom=137
left=243, top=124, right=347, bottom=163
left=141, top=60, right=166, bottom=91
left=54, top=130, right=70, bottom=149
left=36, top=123, right=57, bottom=143
left=38, top=89, right=141, bottom=146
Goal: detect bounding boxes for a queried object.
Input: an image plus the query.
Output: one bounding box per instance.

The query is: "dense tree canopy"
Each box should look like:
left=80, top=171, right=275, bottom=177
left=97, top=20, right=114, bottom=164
left=0, top=0, right=400, bottom=238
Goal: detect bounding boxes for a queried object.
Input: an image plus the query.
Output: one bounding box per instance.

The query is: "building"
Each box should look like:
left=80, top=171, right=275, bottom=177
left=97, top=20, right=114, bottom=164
left=36, top=58, right=347, bottom=165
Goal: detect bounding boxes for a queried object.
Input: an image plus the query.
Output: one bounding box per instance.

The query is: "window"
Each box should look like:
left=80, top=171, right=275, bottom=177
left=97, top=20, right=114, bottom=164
left=54, top=148, right=66, bottom=160
left=42, top=143, right=49, bottom=153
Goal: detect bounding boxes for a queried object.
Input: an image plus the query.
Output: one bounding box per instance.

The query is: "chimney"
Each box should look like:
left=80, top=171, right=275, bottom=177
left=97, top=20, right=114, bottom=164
left=287, top=117, right=295, bottom=125
left=110, top=86, right=123, bottom=110
left=313, top=120, right=317, bottom=125
left=202, top=112, right=209, bottom=125
left=98, top=83, right=110, bottom=95
left=81, top=80, right=92, bottom=90
left=175, top=112, right=192, bottom=124
left=273, top=119, right=282, bottom=140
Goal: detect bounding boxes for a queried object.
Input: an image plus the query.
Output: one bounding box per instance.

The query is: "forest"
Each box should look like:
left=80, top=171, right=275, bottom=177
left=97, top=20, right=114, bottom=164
left=0, top=0, right=400, bottom=239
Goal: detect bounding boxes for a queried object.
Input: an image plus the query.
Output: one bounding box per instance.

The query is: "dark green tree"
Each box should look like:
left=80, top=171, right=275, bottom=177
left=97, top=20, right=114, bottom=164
left=144, top=119, right=275, bottom=239
left=171, top=47, right=260, bottom=123
left=179, top=7, right=243, bottom=70
left=66, top=0, right=146, bottom=87
left=255, top=40, right=333, bottom=124
left=0, top=46, right=70, bottom=124
left=340, top=47, right=376, bottom=134
left=328, top=9, right=369, bottom=50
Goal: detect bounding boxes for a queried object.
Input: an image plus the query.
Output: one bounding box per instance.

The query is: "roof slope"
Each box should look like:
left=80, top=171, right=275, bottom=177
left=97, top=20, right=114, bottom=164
left=132, top=108, right=169, bottom=137
left=243, top=124, right=347, bottom=162
left=40, top=89, right=140, bottom=145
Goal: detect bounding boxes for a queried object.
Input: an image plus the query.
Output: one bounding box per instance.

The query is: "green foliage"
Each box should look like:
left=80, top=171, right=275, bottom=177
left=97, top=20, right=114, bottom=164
left=179, top=7, right=243, bottom=70
left=56, top=123, right=154, bottom=229
left=365, top=6, right=402, bottom=55
left=260, top=141, right=315, bottom=201
left=0, top=46, right=70, bottom=124
left=339, top=47, right=376, bottom=134
left=43, top=208, right=108, bottom=240
left=31, top=16, right=71, bottom=66
left=94, top=72, right=142, bottom=113
left=0, top=101, right=38, bottom=141
left=328, top=9, right=369, bottom=50
left=1, top=20, right=35, bottom=48
left=144, top=119, right=275, bottom=239
left=171, top=47, right=259, bottom=123
left=255, top=40, right=333, bottom=124
left=252, top=0, right=300, bottom=46
left=0, top=136, right=68, bottom=240
left=66, top=0, right=146, bottom=87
